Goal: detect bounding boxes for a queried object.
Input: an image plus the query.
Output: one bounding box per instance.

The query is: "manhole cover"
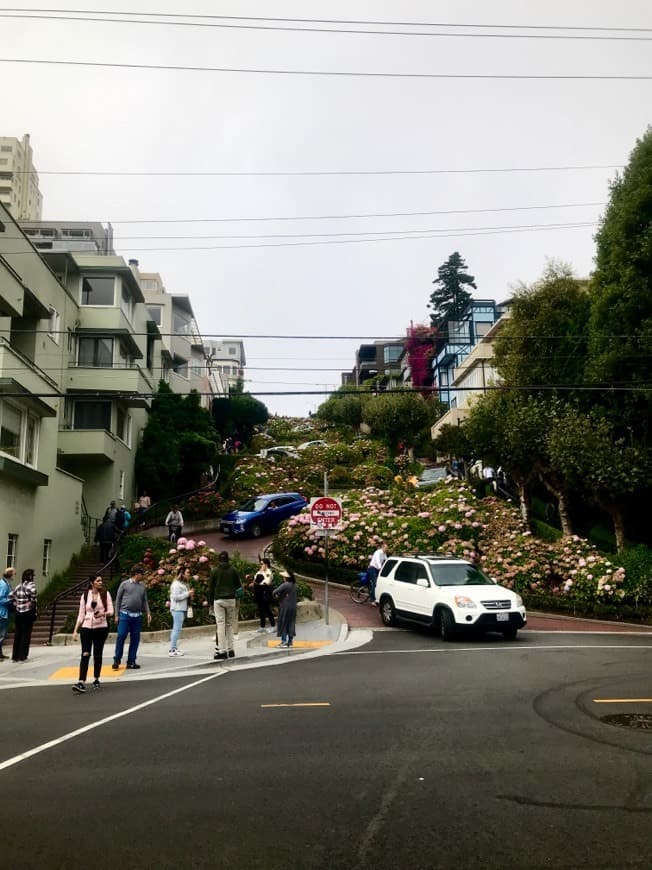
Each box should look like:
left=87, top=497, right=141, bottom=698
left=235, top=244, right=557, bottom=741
left=600, top=713, right=652, bottom=731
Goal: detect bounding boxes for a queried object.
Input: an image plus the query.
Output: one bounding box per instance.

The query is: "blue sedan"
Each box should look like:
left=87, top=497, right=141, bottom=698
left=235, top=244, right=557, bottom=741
left=219, top=492, right=308, bottom=538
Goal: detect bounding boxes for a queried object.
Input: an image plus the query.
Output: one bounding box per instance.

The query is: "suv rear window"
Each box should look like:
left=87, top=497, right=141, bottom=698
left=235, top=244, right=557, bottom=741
left=429, top=563, right=494, bottom=586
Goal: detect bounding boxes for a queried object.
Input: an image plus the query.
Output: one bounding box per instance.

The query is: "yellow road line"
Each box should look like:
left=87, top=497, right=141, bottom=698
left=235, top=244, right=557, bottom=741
left=49, top=665, right=125, bottom=680
left=593, top=698, right=652, bottom=704
left=267, top=640, right=332, bottom=649
left=260, top=703, right=331, bottom=708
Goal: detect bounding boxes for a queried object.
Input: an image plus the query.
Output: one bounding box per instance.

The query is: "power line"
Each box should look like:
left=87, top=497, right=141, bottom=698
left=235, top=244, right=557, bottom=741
left=105, top=201, right=607, bottom=223
left=3, top=57, right=652, bottom=81
left=3, top=9, right=652, bottom=41
left=23, top=167, right=621, bottom=178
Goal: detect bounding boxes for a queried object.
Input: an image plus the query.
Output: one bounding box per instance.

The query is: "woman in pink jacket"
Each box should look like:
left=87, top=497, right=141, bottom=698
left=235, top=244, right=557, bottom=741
left=71, top=575, right=114, bottom=693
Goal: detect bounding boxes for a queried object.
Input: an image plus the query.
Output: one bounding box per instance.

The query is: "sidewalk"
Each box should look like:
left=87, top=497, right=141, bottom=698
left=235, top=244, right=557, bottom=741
left=0, top=605, right=350, bottom=691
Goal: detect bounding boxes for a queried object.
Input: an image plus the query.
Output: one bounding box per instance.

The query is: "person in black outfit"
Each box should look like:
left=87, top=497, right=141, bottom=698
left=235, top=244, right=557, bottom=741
left=95, top=520, right=116, bottom=564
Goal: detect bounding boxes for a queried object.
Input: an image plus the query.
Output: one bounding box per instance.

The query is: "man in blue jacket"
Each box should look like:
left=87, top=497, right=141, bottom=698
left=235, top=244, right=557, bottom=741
left=0, top=567, right=16, bottom=660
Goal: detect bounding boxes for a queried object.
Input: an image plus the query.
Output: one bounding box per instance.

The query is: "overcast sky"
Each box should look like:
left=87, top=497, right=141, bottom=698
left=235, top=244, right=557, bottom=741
left=3, top=1, right=651, bottom=416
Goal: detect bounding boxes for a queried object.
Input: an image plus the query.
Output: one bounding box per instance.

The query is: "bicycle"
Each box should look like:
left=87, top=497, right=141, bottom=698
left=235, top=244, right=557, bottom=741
left=168, top=525, right=182, bottom=544
left=350, top=571, right=372, bottom=604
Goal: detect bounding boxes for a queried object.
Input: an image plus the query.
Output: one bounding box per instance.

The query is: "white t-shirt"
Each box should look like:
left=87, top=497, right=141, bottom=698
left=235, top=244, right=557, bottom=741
left=370, top=548, right=387, bottom=571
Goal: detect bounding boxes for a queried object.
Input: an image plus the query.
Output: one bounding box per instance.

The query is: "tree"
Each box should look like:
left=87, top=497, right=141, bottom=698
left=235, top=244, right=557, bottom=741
left=432, top=423, right=471, bottom=467
left=493, top=263, right=591, bottom=399
left=136, top=382, right=221, bottom=500
left=362, top=390, right=430, bottom=453
left=428, top=252, right=476, bottom=326
left=587, top=127, right=652, bottom=440
left=212, top=393, right=268, bottom=443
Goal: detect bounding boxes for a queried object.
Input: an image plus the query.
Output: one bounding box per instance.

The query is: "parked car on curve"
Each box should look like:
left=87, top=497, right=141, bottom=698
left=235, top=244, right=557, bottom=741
left=375, top=555, right=527, bottom=641
left=415, top=467, right=448, bottom=488
left=258, top=445, right=299, bottom=459
left=297, top=440, right=328, bottom=451
left=219, top=492, right=308, bottom=538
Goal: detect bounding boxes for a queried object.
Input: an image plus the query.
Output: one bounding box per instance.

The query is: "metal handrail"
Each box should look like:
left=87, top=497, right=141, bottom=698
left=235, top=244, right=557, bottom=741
left=45, top=466, right=222, bottom=643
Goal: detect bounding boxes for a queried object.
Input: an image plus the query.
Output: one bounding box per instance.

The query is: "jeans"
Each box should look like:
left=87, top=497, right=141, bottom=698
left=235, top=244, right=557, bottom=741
left=254, top=587, right=275, bottom=628
left=367, top=567, right=379, bottom=602
left=0, top=615, right=8, bottom=654
left=214, top=598, right=236, bottom=653
left=114, top=612, right=142, bottom=665
left=12, top=610, right=36, bottom=661
left=169, top=609, right=185, bottom=650
left=78, top=626, right=109, bottom=681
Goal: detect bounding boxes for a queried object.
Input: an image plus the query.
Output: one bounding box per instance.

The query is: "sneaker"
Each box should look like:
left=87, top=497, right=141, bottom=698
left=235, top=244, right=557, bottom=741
left=214, top=652, right=227, bottom=661
left=255, top=627, right=266, bottom=633
left=72, top=682, right=86, bottom=694
left=174, top=649, right=184, bottom=656
left=92, top=679, right=101, bottom=690
left=111, top=661, right=120, bottom=670
left=126, top=663, right=141, bottom=669
left=227, top=650, right=235, bottom=658
left=266, top=627, right=276, bottom=633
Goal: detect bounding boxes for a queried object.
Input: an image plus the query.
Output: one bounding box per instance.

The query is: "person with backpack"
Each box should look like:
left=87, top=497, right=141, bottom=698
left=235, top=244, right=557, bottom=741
left=0, top=566, right=16, bottom=660
left=103, top=500, right=118, bottom=524
left=71, top=575, right=114, bottom=693
left=11, top=568, right=38, bottom=663
left=116, top=504, right=131, bottom=535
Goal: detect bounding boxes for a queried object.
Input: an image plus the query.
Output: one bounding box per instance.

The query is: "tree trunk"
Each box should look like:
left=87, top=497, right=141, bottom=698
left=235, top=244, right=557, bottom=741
left=540, top=474, right=573, bottom=537
left=599, top=500, right=626, bottom=553
left=517, top=480, right=530, bottom=525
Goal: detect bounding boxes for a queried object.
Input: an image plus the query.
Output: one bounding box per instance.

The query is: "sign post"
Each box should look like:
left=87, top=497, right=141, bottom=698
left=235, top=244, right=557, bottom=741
left=309, top=489, right=343, bottom=626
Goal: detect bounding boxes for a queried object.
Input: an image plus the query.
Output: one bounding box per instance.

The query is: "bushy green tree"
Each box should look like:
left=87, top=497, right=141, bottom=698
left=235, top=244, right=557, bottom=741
left=136, top=382, right=221, bottom=500
left=212, top=393, right=268, bottom=443
left=362, top=390, right=430, bottom=453
left=587, top=127, right=652, bottom=440
left=428, top=252, right=476, bottom=326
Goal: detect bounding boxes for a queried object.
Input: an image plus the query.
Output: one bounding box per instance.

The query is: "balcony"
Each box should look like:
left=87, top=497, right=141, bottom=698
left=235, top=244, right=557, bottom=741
left=76, top=309, right=143, bottom=358
left=65, top=365, right=153, bottom=408
left=57, top=428, right=117, bottom=463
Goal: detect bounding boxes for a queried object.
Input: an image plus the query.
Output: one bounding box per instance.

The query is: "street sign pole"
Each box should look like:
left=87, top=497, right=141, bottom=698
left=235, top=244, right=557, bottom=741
left=324, top=472, right=329, bottom=625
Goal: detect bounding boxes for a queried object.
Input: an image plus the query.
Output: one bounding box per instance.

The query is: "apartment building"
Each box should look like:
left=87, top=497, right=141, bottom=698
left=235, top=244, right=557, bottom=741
left=204, top=339, right=246, bottom=394
left=21, top=220, right=115, bottom=255
left=0, top=134, right=43, bottom=221
left=140, top=271, right=225, bottom=408
left=342, top=340, right=404, bottom=387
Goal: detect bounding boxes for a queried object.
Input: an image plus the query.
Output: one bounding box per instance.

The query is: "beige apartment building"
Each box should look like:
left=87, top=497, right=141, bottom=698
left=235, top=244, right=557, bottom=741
left=0, top=206, right=222, bottom=586
left=204, top=339, right=246, bottom=394
left=0, top=134, right=43, bottom=222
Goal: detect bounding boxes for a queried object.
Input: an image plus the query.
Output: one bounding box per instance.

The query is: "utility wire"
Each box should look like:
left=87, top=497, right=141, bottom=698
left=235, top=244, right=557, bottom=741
left=22, top=167, right=621, bottom=177
left=2, top=57, right=651, bottom=80
left=3, top=9, right=652, bottom=40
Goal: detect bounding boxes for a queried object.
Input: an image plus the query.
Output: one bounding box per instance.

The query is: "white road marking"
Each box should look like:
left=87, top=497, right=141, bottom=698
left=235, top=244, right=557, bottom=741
left=0, top=670, right=226, bottom=772
left=338, top=643, right=652, bottom=655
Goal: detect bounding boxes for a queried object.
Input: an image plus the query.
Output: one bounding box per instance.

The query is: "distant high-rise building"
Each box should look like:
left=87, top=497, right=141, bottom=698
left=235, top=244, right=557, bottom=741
left=0, top=133, right=43, bottom=221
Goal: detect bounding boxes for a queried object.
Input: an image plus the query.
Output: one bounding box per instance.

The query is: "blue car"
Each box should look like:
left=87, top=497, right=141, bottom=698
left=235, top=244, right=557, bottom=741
left=219, top=492, right=308, bottom=538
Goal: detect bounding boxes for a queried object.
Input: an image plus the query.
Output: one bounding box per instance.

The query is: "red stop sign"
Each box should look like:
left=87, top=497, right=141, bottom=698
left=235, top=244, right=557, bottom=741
left=310, top=496, right=343, bottom=529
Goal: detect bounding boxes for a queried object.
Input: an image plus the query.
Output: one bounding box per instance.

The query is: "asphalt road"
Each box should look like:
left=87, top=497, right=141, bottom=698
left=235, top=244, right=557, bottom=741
left=3, top=630, right=651, bottom=869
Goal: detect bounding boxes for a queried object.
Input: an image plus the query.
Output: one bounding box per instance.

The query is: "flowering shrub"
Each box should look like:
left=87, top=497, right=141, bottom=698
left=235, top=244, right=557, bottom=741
left=183, top=490, right=225, bottom=520
left=275, top=482, right=632, bottom=607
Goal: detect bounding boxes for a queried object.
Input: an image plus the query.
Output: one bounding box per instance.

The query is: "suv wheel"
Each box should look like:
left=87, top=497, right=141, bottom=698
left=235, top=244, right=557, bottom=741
left=502, top=627, right=518, bottom=641
left=379, top=597, right=396, bottom=627
left=439, top=608, right=457, bottom=642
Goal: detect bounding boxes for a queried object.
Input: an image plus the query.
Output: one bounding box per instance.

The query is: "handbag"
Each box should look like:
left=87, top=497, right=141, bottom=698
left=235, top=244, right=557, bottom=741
left=186, top=605, right=194, bottom=619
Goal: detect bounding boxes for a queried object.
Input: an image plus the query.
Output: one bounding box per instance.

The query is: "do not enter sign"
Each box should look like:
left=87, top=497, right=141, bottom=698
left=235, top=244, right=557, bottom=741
left=310, top=496, right=343, bottom=530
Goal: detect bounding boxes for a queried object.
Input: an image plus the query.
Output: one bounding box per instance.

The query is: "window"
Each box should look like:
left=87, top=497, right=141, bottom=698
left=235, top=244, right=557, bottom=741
left=78, top=336, right=113, bottom=367
left=120, top=281, right=133, bottom=322
left=119, top=470, right=125, bottom=500
left=174, top=360, right=188, bottom=378
left=116, top=407, right=131, bottom=445
left=73, top=401, right=111, bottom=430
left=0, top=146, right=12, bottom=152
left=117, top=342, right=130, bottom=369
left=395, top=561, right=428, bottom=584
left=25, top=416, right=37, bottom=466
left=0, top=403, right=22, bottom=458
left=42, top=539, right=52, bottom=577
left=6, top=534, right=18, bottom=568
left=47, top=306, right=61, bottom=343
left=383, top=345, right=402, bottom=364
left=62, top=228, right=91, bottom=239
left=146, top=305, right=162, bottom=325
left=228, top=347, right=237, bottom=355
left=173, top=310, right=191, bottom=335
left=81, top=275, right=115, bottom=306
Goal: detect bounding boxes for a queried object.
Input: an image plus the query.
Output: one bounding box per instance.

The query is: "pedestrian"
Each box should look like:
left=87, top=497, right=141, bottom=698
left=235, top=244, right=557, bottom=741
left=0, top=567, right=16, bottom=660
left=451, top=457, right=460, bottom=478
left=137, top=491, right=151, bottom=515
left=11, top=568, right=38, bottom=663
left=251, top=558, right=275, bottom=633
left=95, top=518, right=116, bottom=564
left=208, top=551, right=243, bottom=661
left=165, top=504, right=184, bottom=542
left=483, top=464, right=496, bottom=494
left=274, top=570, right=297, bottom=648
left=112, top=565, right=151, bottom=670
left=115, top=504, right=131, bottom=537
left=168, top=566, right=194, bottom=657
left=103, top=500, right=118, bottom=524
left=71, top=575, right=114, bottom=693
left=367, top=541, right=388, bottom=605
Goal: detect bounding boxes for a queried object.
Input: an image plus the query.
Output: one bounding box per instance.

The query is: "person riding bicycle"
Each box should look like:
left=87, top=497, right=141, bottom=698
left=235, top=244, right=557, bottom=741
left=165, top=505, right=184, bottom=542
left=367, top=541, right=388, bottom=605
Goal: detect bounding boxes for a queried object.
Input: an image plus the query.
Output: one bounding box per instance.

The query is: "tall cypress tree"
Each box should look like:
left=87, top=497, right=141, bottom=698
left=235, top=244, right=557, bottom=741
left=428, top=252, right=477, bottom=326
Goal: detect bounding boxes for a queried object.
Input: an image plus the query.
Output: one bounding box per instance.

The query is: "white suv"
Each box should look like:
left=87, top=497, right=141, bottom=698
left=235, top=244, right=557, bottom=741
left=375, top=555, right=527, bottom=641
